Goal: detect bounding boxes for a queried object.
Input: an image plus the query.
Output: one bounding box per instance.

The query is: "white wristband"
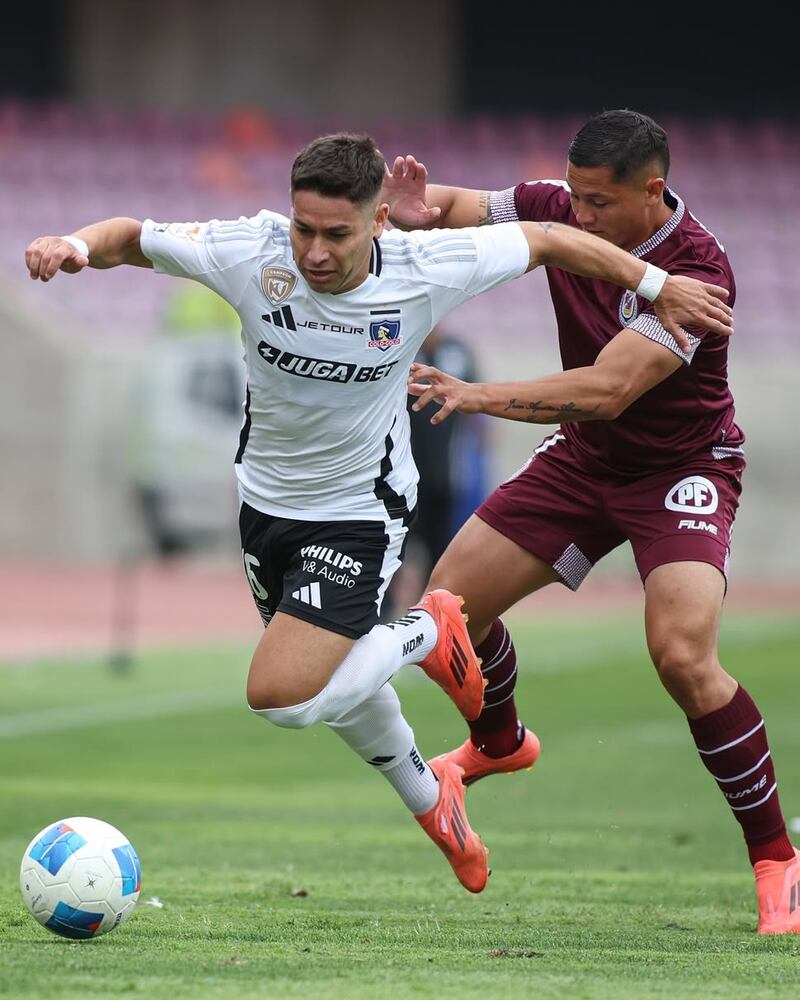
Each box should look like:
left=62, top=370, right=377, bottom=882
left=635, top=262, right=668, bottom=301
left=61, top=234, right=90, bottom=258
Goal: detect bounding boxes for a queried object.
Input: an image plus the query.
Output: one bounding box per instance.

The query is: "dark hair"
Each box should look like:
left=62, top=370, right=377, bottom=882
left=568, top=109, right=670, bottom=182
left=290, top=133, right=385, bottom=205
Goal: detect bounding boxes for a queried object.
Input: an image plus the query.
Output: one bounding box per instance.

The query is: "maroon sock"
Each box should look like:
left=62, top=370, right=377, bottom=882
left=468, top=618, right=524, bottom=758
left=688, top=684, right=794, bottom=865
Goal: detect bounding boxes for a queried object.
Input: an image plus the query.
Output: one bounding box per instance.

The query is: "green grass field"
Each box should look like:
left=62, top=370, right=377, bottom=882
left=1, top=611, right=799, bottom=999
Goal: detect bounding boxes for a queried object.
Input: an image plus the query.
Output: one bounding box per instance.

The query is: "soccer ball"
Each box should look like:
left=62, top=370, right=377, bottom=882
left=19, top=816, right=141, bottom=939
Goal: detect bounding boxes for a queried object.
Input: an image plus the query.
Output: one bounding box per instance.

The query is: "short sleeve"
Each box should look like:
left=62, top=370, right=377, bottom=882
left=627, top=259, right=733, bottom=365
left=140, top=210, right=285, bottom=308
left=625, top=313, right=701, bottom=365
left=510, top=180, right=572, bottom=223
left=488, top=187, right=520, bottom=223
left=423, top=222, right=530, bottom=326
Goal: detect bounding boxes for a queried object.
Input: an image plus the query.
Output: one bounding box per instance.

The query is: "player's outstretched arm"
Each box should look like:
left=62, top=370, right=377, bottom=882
left=383, top=155, right=490, bottom=229
left=383, top=162, right=732, bottom=347
left=25, top=218, right=151, bottom=282
left=520, top=220, right=733, bottom=348
left=409, top=329, right=682, bottom=426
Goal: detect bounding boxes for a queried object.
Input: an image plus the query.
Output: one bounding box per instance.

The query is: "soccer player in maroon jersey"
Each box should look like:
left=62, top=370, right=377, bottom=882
left=383, top=109, right=799, bottom=933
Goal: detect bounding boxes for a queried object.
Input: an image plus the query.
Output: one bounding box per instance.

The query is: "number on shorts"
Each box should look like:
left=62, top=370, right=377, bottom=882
left=242, top=551, right=268, bottom=601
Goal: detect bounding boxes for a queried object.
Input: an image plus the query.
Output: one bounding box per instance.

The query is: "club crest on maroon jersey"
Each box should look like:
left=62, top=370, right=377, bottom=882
left=619, top=289, right=638, bottom=325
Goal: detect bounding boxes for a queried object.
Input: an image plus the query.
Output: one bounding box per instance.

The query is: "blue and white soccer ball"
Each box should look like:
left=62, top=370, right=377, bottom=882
left=19, top=816, right=141, bottom=939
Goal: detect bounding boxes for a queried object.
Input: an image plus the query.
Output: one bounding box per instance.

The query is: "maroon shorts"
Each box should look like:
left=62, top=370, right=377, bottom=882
left=477, top=433, right=745, bottom=589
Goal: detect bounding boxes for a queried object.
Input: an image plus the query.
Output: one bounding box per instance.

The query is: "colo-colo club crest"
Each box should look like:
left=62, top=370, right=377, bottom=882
left=368, top=319, right=402, bottom=351
left=262, top=266, right=297, bottom=306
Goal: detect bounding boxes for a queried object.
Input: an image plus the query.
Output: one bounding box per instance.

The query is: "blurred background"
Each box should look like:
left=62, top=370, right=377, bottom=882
left=1, top=1, right=797, bottom=662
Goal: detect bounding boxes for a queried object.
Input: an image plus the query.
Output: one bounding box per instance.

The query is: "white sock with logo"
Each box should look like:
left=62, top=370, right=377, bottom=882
left=317, top=611, right=437, bottom=718
left=382, top=609, right=437, bottom=663
left=254, top=610, right=438, bottom=729
left=326, top=683, right=439, bottom=814
left=381, top=744, right=439, bottom=815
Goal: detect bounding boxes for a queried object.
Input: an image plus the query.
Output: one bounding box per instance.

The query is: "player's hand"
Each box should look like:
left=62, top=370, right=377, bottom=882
left=408, top=363, right=482, bottom=424
left=382, top=156, right=442, bottom=229
left=654, top=275, right=733, bottom=351
left=25, top=236, right=89, bottom=282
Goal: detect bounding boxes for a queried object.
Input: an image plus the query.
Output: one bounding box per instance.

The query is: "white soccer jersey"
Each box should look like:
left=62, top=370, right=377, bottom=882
left=140, top=212, right=528, bottom=523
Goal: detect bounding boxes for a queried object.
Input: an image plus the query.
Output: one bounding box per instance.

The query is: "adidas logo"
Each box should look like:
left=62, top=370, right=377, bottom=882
left=291, top=582, right=322, bottom=609
left=261, top=305, right=297, bottom=330
left=448, top=636, right=469, bottom=688
left=386, top=613, right=422, bottom=630
left=450, top=802, right=468, bottom=851
left=367, top=755, right=396, bottom=768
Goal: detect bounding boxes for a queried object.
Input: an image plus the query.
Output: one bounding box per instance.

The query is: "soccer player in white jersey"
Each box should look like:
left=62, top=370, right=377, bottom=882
left=25, top=133, right=734, bottom=894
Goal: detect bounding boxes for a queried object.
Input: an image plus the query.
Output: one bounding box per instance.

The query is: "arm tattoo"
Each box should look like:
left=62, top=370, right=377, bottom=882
left=535, top=221, right=555, bottom=234
left=477, top=191, right=494, bottom=226
left=503, top=398, right=599, bottom=423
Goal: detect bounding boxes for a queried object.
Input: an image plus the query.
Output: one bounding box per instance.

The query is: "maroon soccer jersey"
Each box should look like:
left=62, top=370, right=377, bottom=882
left=490, top=182, right=745, bottom=476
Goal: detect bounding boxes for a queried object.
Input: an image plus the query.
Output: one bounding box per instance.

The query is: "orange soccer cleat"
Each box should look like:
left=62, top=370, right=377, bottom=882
left=431, top=727, right=541, bottom=787
left=410, top=590, right=485, bottom=721
left=415, top=758, right=489, bottom=894
left=755, top=848, right=800, bottom=934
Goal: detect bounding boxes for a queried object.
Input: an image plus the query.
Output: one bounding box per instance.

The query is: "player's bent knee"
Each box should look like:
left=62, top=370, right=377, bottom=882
left=245, top=664, right=327, bottom=716
left=650, top=633, right=708, bottom=673
left=249, top=691, right=325, bottom=729
left=652, top=644, right=715, bottom=693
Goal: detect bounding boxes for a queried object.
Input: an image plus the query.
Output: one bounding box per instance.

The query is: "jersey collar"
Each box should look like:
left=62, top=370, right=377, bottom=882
left=630, top=188, right=685, bottom=259
left=368, top=238, right=382, bottom=277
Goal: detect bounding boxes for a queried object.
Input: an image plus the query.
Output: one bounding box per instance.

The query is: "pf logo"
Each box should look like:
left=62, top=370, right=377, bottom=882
left=664, top=475, right=719, bottom=515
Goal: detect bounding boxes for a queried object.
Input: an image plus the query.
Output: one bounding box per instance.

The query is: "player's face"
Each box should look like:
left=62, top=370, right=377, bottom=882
left=565, top=162, right=665, bottom=251
left=290, top=190, right=388, bottom=294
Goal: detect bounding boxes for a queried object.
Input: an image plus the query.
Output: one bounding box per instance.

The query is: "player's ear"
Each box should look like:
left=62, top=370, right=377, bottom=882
left=373, top=201, right=390, bottom=236
left=644, top=176, right=666, bottom=205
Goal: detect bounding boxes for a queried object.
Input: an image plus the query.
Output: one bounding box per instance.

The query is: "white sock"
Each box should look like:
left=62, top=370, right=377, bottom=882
left=257, top=610, right=438, bottom=728
left=320, top=612, right=436, bottom=717
left=383, top=610, right=437, bottom=665
left=326, top=683, right=439, bottom=814
left=381, top=745, right=439, bottom=815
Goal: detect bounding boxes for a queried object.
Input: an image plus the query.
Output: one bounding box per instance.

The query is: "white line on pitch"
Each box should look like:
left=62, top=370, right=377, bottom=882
left=0, top=689, right=241, bottom=740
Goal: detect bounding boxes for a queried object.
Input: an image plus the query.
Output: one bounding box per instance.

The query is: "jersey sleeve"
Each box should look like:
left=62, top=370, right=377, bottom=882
left=422, top=222, right=530, bottom=326
left=626, top=258, right=733, bottom=365
left=140, top=210, right=285, bottom=308
left=489, top=180, right=572, bottom=224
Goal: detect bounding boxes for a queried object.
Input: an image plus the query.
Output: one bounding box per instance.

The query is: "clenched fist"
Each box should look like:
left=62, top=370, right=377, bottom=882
left=25, top=236, right=89, bottom=282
